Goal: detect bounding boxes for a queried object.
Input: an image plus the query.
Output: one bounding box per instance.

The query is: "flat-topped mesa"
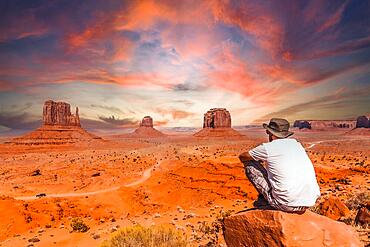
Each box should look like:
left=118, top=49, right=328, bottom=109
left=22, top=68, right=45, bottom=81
left=356, top=115, right=370, bottom=128
left=203, top=108, right=231, bottom=128
left=293, top=120, right=356, bottom=130
left=140, top=116, right=153, bottom=128
left=42, top=100, right=80, bottom=127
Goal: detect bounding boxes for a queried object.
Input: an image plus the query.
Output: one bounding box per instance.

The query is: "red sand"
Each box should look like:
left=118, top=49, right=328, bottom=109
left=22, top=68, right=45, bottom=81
left=0, top=128, right=368, bottom=246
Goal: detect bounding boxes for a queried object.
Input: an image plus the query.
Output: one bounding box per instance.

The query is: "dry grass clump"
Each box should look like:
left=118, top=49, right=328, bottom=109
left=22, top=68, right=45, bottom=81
left=70, top=217, right=90, bottom=232
left=100, top=225, right=188, bottom=247
left=346, top=192, right=370, bottom=210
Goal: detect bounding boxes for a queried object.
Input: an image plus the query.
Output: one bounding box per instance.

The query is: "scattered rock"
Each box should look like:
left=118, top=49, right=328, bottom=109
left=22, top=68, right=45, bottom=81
left=223, top=209, right=362, bottom=247
left=31, top=169, right=41, bottom=176
left=36, top=193, right=46, bottom=198
left=28, top=237, right=40, bottom=243
left=319, top=196, right=351, bottom=220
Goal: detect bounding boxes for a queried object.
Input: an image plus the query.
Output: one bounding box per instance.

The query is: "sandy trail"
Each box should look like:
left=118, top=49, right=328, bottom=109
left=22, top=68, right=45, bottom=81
left=14, top=162, right=161, bottom=201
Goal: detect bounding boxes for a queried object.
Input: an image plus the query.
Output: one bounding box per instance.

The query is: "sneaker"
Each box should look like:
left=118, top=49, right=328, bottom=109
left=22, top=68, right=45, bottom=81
left=253, top=194, right=269, bottom=208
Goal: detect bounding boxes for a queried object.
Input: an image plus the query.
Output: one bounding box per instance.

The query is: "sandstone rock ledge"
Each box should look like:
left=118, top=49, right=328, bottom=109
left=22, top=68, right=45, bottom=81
left=223, top=209, right=362, bottom=247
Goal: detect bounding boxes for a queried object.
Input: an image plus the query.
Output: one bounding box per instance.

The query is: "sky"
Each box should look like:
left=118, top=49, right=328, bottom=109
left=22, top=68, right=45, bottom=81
left=0, top=0, right=369, bottom=131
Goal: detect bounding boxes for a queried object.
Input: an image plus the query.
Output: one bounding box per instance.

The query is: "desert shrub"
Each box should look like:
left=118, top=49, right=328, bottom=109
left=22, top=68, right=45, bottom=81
left=70, top=217, right=90, bottom=232
left=100, top=225, right=188, bottom=247
left=346, top=192, right=370, bottom=210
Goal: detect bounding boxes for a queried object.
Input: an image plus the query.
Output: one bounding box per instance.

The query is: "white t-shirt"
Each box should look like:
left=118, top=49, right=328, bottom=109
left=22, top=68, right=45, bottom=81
left=249, top=138, right=320, bottom=207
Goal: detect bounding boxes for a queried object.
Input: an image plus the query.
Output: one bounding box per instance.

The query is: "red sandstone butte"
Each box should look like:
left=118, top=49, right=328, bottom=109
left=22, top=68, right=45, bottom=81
left=140, top=116, right=154, bottom=128
left=194, top=108, right=242, bottom=137
left=43, top=100, right=80, bottom=127
left=132, top=116, right=165, bottom=137
left=8, top=100, right=101, bottom=145
left=223, top=209, right=362, bottom=247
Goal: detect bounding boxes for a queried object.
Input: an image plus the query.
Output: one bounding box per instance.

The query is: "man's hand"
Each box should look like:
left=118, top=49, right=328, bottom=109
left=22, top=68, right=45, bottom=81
left=239, top=152, right=253, bottom=163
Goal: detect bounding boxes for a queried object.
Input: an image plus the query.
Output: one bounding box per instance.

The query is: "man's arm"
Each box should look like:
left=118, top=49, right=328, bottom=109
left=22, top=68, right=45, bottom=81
left=239, top=151, right=253, bottom=163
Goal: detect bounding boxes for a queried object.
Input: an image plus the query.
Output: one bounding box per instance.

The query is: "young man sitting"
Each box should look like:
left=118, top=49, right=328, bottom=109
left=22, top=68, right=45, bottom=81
left=239, top=118, right=320, bottom=213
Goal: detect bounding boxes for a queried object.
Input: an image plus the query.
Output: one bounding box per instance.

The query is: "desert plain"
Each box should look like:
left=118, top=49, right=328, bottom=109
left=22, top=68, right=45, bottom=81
left=0, top=127, right=369, bottom=246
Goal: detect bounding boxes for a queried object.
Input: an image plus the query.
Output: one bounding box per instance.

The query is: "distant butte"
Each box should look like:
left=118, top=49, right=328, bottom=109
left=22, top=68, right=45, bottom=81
left=7, top=100, right=102, bottom=145
left=293, top=120, right=356, bottom=130
left=129, top=116, right=166, bottom=138
left=194, top=108, right=242, bottom=137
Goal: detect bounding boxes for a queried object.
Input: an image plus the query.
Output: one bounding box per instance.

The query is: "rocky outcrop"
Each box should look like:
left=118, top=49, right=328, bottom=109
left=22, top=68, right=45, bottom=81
left=318, top=196, right=351, bottom=220
left=128, top=116, right=165, bottom=138
left=43, top=100, right=80, bottom=127
left=293, top=120, right=356, bottom=130
left=140, top=116, right=153, bottom=128
left=7, top=100, right=102, bottom=145
left=223, top=209, right=361, bottom=247
left=356, top=116, right=370, bottom=128
left=293, top=120, right=311, bottom=129
left=203, top=108, right=231, bottom=128
left=194, top=108, right=242, bottom=137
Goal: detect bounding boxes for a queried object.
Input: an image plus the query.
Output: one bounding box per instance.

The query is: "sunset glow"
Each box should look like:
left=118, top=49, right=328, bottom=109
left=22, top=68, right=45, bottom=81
left=1, top=0, right=369, bottom=131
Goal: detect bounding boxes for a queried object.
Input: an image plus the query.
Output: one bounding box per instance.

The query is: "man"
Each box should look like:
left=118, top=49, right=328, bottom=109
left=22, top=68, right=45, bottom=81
left=239, top=118, right=320, bottom=213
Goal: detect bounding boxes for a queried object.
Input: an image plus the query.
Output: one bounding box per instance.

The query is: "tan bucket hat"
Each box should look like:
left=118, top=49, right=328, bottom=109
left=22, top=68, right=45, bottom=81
left=263, top=118, right=294, bottom=138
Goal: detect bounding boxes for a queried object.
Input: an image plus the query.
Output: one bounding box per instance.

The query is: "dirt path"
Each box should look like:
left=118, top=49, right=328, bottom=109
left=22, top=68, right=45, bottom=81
left=14, top=162, right=161, bottom=201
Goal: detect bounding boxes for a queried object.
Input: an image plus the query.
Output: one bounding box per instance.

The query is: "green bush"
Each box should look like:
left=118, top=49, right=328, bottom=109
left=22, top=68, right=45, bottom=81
left=101, top=225, right=188, bottom=247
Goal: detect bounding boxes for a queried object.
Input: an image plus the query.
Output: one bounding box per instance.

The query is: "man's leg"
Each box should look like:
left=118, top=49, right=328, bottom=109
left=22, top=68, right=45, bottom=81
left=243, top=160, right=274, bottom=205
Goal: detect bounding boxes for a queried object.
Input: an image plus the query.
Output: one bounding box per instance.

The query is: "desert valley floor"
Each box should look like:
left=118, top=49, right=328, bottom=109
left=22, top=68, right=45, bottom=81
left=0, top=128, right=369, bottom=246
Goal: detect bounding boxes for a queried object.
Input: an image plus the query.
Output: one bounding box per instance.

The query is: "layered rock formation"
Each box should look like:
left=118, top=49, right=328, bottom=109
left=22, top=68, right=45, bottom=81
left=203, top=108, right=231, bottom=128
left=356, top=115, right=370, bottom=128
left=128, top=116, right=165, bottom=138
left=139, top=116, right=154, bottom=127
left=42, top=100, right=80, bottom=127
left=194, top=108, right=242, bottom=137
left=8, top=100, right=102, bottom=145
left=223, top=209, right=361, bottom=247
left=293, top=120, right=356, bottom=130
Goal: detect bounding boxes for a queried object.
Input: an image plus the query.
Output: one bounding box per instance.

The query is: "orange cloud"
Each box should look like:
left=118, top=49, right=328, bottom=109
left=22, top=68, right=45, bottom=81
left=155, top=108, right=195, bottom=120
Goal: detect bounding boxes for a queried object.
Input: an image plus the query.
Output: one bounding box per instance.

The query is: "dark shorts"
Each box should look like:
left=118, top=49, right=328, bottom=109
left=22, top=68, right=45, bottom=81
left=243, top=160, right=307, bottom=213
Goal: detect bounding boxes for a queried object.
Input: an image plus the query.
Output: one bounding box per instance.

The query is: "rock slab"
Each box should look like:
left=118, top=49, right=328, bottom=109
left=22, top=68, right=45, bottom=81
left=223, top=209, right=361, bottom=247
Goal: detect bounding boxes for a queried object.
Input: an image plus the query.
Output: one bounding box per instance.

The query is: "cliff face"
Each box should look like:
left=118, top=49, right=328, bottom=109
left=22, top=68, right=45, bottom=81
left=203, top=108, right=231, bottom=128
left=43, top=100, right=80, bottom=127
left=356, top=116, right=370, bottom=128
left=194, top=108, right=242, bottom=137
left=139, top=116, right=153, bottom=128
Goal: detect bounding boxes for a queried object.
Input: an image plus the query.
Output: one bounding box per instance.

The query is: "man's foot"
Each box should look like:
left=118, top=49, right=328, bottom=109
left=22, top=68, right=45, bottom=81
left=253, top=194, right=269, bottom=208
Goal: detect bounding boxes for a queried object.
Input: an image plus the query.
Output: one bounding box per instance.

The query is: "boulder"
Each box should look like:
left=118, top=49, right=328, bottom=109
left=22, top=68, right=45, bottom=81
left=43, top=100, right=80, bottom=127
left=319, top=196, right=351, bottom=220
left=223, top=209, right=361, bottom=247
